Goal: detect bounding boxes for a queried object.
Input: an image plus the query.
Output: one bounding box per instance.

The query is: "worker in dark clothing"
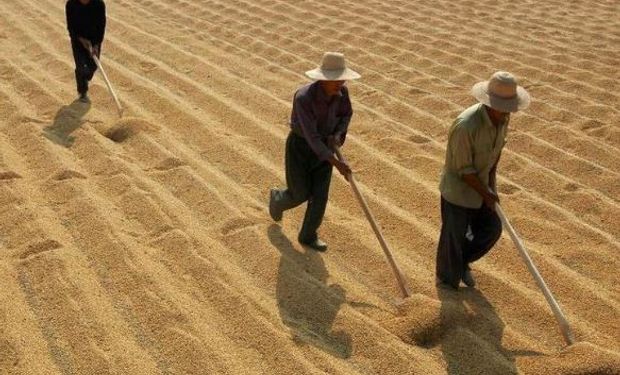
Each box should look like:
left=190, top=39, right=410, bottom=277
left=66, top=0, right=106, bottom=103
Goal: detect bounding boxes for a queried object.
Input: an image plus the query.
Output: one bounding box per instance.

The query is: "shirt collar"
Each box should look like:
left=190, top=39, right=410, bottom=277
left=480, top=104, right=494, bottom=129
left=314, top=81, right=343, bottom=103
left=480, top=104, right=509, bottom=130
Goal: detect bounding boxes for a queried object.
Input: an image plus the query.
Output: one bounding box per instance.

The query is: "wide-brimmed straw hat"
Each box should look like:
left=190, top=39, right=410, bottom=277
left=305, top=52, right=361, bottom=81
left=471, top=71, right=530, bottom=113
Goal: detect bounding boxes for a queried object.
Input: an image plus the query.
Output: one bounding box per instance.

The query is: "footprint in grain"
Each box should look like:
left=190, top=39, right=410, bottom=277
left=20, top=239, right=63, bottom=260
left=53, top=169, right=87, bottom=181
left=0, top=171, right=22, bottom=180
left=153, top=157, right=187, bottom=171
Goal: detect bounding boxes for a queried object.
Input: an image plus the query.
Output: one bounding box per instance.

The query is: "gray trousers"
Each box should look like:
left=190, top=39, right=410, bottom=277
left=436, top=197, right=502, bottom=288
left=272, top=132, right=333, bottom=244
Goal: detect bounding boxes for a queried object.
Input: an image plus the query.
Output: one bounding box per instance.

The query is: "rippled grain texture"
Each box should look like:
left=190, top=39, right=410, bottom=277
left=0, top=0, right=618, bottom=374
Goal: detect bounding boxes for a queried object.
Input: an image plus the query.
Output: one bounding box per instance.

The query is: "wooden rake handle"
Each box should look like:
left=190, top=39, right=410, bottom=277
left=92, top=54, right=124, bottom=118
left=496, top=203, right=575, bottom=345
left=334, top=146, right=411, bottom=298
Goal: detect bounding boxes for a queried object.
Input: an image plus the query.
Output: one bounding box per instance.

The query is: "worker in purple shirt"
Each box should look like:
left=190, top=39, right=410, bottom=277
left=269, top=52, right=361, bottom=251
left=66, top=0, right=106, bottom=103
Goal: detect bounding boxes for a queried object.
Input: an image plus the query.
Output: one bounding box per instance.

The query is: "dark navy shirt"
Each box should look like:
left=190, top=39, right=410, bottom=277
left=66, top=0, right=107, bottom=44
left=290, top=81, right=353, bottom=161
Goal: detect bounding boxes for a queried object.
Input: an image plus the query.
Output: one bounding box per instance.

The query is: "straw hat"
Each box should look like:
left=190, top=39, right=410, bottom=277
left=305, top=52, right=361, bottom=81
left=472, top=71, right=530, bottom=113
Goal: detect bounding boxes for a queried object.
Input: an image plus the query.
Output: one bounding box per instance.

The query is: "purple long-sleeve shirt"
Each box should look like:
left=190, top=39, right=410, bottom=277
left=290, top=81, right=353, bottom=161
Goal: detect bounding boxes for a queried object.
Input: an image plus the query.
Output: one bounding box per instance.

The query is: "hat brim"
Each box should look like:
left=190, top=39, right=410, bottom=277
left=305, top=67, right=361, bottom=81
left=472, top=81, right=531, bottom=113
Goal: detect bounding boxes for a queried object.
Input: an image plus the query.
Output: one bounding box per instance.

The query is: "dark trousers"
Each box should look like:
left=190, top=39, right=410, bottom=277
left=71, top=39, right=100, bottom=95
left=436, top=197, right=502, bottom=288
left=273, top=132, right=333, bottom=244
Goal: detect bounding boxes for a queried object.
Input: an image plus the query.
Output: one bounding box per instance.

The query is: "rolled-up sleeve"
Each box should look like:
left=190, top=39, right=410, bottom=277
left=450, top=126, right=476, bottom=176
left=294, top=94, right=333, bottom=161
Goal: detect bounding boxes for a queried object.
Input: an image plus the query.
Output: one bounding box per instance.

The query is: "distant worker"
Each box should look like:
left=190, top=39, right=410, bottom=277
left=269, top=52, right=360, bottom=251
left=436, top=71, right=531, bottom=289
left=66, top=0, right=106, bottom=103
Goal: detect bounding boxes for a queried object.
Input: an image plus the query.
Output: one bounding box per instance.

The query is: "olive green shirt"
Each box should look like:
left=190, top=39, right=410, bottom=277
left=439, top=103, right=509, bottom=208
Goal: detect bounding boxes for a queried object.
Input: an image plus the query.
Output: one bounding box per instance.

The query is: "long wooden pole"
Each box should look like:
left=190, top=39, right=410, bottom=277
left=92, top=55, right=124, bottom=117
left=496, top=203, right=575, bottom=345
left=335, top=146, right=411, bottom=298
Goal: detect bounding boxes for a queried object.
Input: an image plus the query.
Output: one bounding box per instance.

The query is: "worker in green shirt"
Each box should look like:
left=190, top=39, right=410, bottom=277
left=436, top=71, right=531, bottom=289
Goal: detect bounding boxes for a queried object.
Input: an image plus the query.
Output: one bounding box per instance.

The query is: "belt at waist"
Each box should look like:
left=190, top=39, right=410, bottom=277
left=289, top=129, right=328, bottom=143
